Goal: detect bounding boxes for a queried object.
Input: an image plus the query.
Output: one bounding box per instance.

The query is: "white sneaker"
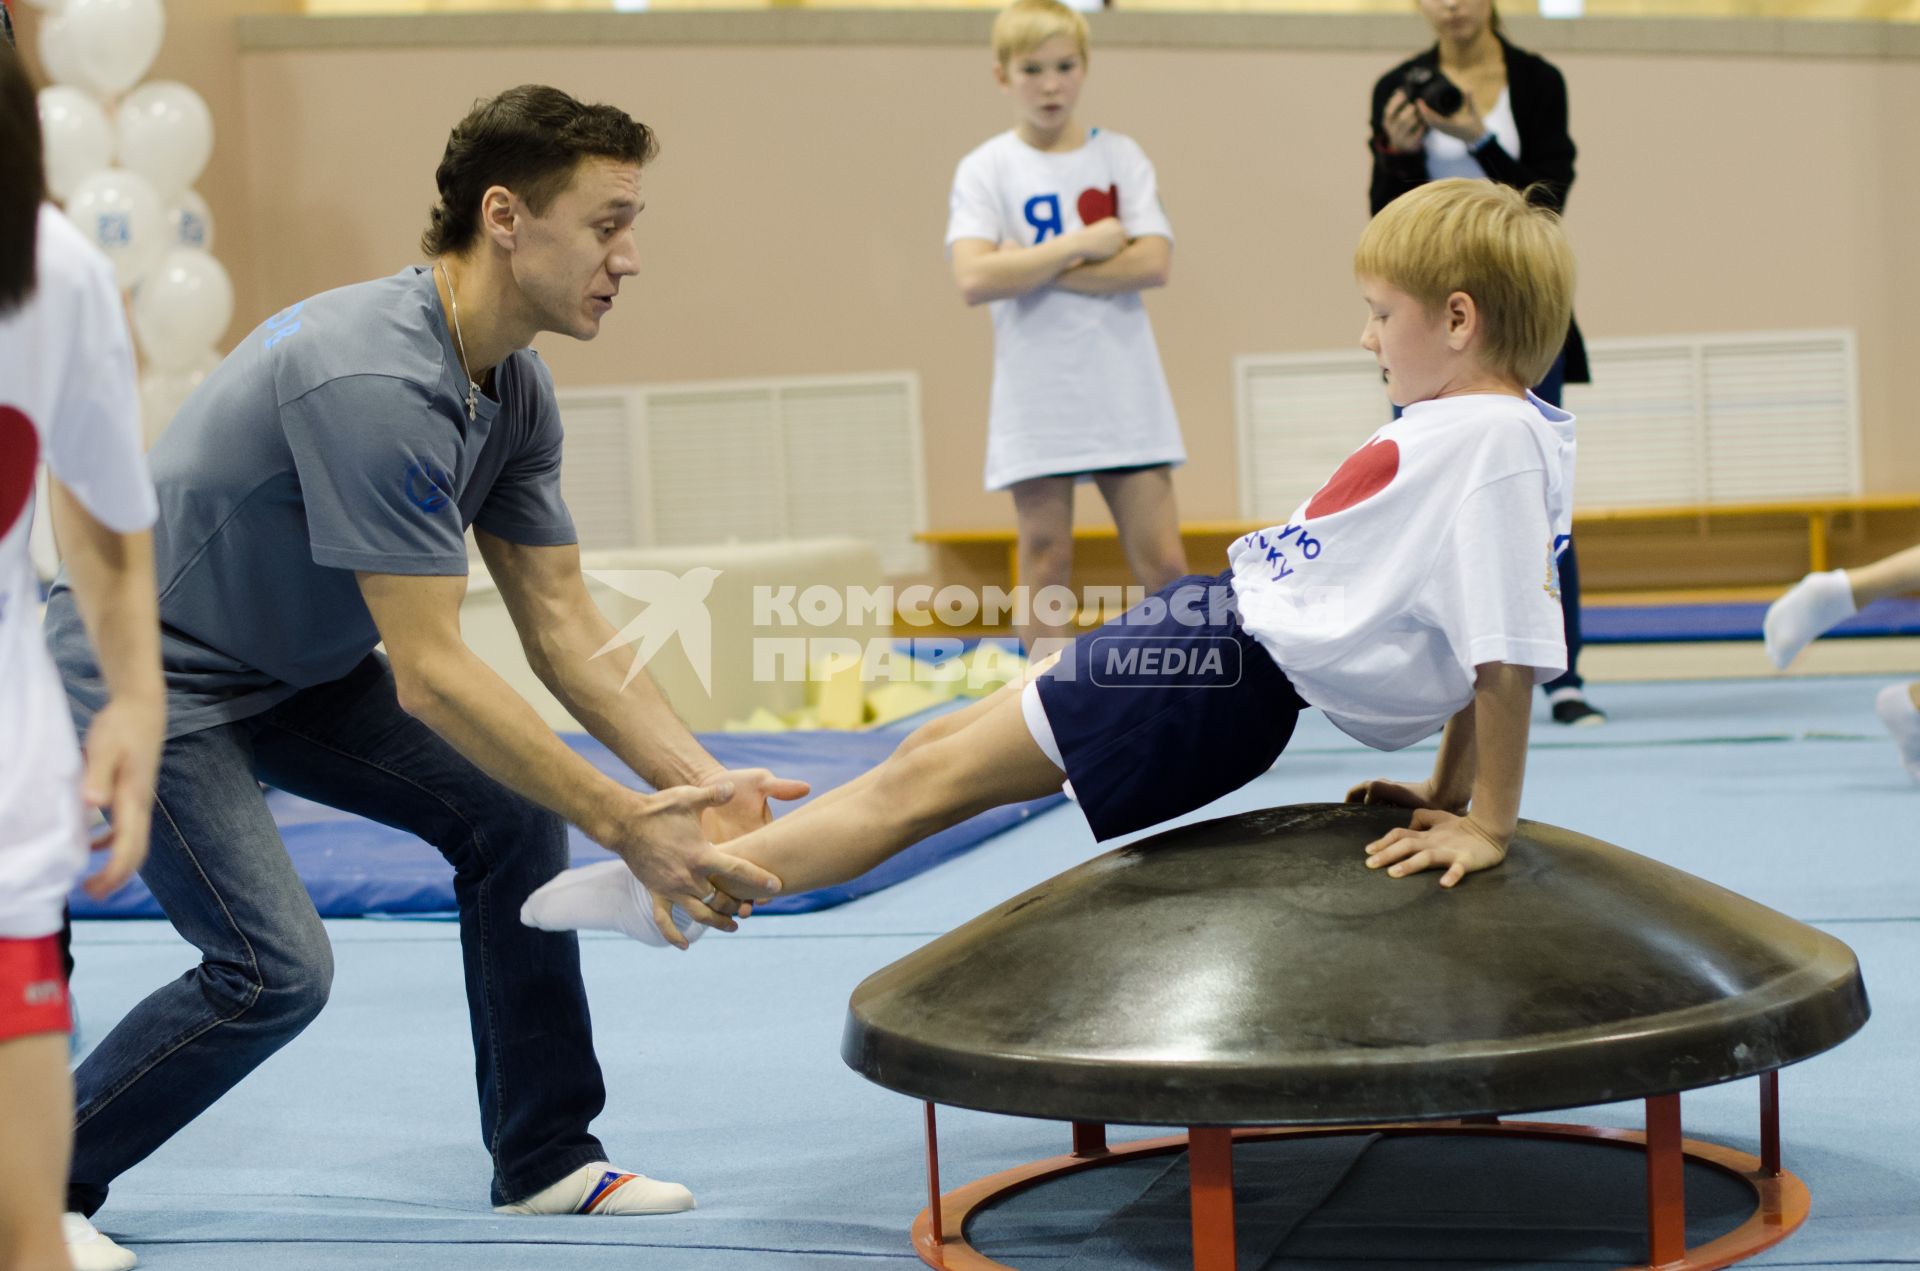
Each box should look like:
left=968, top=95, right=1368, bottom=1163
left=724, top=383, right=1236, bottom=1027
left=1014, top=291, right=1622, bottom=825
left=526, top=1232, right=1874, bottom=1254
left=63, top=1213, right=137, bottom=1271
left=493, top=1162, right=695, bottom=1216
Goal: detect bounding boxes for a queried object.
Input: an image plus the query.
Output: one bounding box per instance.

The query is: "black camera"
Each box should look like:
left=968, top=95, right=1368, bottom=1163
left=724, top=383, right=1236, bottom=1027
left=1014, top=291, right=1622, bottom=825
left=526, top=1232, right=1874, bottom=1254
left=1400, top=66, right=1464, bottom=118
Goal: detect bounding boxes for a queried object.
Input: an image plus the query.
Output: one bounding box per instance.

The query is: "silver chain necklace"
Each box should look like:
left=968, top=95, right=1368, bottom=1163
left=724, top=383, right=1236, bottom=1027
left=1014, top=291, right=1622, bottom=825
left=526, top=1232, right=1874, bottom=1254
left=438, top=260, right=481, bottom=421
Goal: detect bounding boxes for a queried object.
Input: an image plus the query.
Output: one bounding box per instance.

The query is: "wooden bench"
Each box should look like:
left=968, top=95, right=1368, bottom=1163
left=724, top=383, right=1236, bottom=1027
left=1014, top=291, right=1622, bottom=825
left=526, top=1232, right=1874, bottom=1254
left=917, top=494, right=1920, bottom=587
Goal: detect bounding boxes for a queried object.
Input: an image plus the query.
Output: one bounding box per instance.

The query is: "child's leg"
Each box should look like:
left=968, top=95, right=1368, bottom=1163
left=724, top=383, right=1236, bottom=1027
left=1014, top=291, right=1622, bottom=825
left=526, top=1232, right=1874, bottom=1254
left=1092, top=466, right=1188, bottom=593
left=1847, top=542, right=1920, bottom=605
left=1766, top=541, right=1920, bottom=668
left=0, top=1033, right=74, bottom=1271
left=523, top=688, right=1067, bottom=938
left=721, top=687, right=1065, bottom=894
left=798, top=651, right=1062, bottom=819
left=1010, top=476, right=1077, bottom=655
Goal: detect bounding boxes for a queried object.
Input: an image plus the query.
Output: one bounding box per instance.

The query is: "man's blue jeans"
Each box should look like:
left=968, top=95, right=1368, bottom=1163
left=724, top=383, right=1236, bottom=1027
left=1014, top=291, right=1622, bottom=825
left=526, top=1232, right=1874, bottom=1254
left=68, top=654, right=609, bottom=1213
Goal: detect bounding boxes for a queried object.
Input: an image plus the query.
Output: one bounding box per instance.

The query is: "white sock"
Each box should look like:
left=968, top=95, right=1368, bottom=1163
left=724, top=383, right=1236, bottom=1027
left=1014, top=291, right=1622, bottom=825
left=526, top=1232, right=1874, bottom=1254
left=1763, top=570, right=1857, bottom=669
left=1874, top=684, right=1920, bottom=784
left=520, top=860, right=705, bottom=948
left=495, top=1162, right=696, bottom=1216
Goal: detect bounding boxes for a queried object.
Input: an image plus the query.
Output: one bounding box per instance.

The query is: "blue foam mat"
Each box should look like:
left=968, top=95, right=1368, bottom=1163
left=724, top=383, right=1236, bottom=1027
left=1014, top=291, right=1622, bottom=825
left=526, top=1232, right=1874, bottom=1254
left=68, top=726, right=1063, bottom=919
left=1583, top=596, right=1920, bottom=644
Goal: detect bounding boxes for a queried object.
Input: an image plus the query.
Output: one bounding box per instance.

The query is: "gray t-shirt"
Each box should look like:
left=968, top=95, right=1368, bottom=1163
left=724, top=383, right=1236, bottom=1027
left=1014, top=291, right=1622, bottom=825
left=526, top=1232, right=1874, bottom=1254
left=45, top=266, right=576, bottom=738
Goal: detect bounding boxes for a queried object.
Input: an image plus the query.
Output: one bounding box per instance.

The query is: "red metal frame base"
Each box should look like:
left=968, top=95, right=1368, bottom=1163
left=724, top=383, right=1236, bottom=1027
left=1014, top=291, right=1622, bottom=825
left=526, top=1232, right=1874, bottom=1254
left=909, top=1101, right=1808, bottom=1271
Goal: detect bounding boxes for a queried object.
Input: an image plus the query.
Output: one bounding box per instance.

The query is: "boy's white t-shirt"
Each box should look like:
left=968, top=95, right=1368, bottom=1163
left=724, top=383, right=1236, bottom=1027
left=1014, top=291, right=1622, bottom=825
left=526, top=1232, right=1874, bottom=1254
left=0, top=204, right=158, bottom=939
left=946, top=128, right=1185, bottom=491
left=1227, top=392, right=1575, bottom=751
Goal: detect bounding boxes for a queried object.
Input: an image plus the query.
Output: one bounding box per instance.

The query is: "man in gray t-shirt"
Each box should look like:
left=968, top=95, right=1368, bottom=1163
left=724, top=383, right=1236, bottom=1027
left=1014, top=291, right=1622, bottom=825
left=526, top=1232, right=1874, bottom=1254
left=44, top=86, right=803, bottom=1250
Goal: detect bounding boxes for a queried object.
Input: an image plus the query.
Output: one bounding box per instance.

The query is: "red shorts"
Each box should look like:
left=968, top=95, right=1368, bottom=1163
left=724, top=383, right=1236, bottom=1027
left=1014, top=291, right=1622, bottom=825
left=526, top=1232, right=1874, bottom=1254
left=0, top=936, right=71, bottom=1042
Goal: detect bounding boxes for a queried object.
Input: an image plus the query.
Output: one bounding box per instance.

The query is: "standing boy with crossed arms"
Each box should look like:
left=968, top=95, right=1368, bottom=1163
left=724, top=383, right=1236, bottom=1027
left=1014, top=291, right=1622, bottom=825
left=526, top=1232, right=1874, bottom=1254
left=948, top=0, right=1191, bottom=653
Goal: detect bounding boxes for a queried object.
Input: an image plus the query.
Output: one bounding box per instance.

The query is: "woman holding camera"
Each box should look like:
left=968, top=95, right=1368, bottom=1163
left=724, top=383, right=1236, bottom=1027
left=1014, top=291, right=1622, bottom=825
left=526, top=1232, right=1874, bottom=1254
left=1368, top=0, right=1604, bottom=727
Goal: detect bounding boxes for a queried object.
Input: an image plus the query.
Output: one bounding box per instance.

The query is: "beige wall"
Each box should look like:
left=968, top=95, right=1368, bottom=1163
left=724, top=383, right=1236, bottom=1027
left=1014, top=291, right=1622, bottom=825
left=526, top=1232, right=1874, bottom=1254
left=21, top=10, right=1920, bottom=548
left=13, top=0, right=298, bottom=350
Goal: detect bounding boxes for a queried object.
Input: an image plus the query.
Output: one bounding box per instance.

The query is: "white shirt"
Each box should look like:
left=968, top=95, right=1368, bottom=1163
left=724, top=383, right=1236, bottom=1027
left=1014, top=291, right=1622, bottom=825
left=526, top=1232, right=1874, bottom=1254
left=946, top=129, right=1185, bottom=491
left=1227, top=392, right=1575, bottom=751
left=1424, top=86, right=1521, bottom=182
left=0, top=205, right=157, bottom=939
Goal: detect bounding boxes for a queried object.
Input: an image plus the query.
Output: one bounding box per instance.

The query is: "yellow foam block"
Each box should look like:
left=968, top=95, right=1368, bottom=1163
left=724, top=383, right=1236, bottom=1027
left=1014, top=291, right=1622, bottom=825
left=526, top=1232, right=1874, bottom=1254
left=811, top=652, right=867, bottom=730
left=864, top=681, right=945, bottom=728
left=722, top=706, right=792, bottom=733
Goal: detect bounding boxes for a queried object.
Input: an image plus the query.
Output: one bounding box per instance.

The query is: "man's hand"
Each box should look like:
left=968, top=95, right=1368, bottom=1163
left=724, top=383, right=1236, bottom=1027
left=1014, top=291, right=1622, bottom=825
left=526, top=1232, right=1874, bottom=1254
left=695, top=767, right=809, bottom=921
left=81, top=695, right=165, bottom=898
left=1345, top=776, right=1467, bottom=815
left=597, top=781, right=784, bottom=949
left=1363, top=808, right=1508, bottom=889
left=697, top=767, right=811, bottom=844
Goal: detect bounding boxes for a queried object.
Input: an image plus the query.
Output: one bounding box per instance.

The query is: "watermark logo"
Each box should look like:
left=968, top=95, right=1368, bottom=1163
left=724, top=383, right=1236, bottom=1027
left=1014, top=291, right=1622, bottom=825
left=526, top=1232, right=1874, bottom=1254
left=588, top=568, right=722, bottom=693
left=582, top=573, right=1343, bottom=690
left=1086, top=636, right=1242, bottom=688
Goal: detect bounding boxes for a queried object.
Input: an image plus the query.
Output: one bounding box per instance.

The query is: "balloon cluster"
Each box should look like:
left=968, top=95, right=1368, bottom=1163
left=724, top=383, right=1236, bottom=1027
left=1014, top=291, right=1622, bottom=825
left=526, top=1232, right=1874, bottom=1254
left=30, top=0, right=228, bottom=442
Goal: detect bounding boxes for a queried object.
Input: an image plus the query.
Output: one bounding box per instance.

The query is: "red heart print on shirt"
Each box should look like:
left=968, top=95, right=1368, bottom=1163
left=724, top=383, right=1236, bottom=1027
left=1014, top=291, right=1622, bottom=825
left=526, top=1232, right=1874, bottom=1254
left=1304, top=437, right=1399, bottom=519
left=0, top=407, right=41, bottom=540
left=1077, top=185, right=1119, bottom=224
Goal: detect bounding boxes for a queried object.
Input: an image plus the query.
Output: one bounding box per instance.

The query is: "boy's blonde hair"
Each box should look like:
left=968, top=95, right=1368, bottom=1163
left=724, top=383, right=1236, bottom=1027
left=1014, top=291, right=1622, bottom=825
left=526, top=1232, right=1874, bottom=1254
left=1354, top=178, right=1574, bottom=388
left=993, top=0, right=1090, bottom=68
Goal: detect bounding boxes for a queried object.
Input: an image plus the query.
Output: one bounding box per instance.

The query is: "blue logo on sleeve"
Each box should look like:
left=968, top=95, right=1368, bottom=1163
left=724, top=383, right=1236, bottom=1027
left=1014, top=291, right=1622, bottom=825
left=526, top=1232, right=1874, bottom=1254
left=262, top=301, right=305, bottom=350
left=404, top=461, right=455, bottom=513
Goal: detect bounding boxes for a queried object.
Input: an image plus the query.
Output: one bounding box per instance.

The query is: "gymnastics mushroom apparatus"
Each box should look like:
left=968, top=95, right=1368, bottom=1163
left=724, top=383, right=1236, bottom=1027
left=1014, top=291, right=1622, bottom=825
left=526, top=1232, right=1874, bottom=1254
left=844, top=802, right=1869, bottom=1271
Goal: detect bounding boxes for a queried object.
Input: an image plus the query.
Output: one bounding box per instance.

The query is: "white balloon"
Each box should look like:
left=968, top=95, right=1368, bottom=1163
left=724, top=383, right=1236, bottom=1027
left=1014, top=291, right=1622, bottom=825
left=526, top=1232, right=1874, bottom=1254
left=116, top=83, right=214, bottom=203
left=63, top=0, right=166, bottom=97
left=139, top=351, right=221, bottom=446
left=65, top=168, right=166, bottom=290
left=166, top=189, right=215, bottom=252
left=132, top=249, right=234, bottom=372
left=36, top=12, right=88, bottom=90
left=37, top=86, right=114, bottom=202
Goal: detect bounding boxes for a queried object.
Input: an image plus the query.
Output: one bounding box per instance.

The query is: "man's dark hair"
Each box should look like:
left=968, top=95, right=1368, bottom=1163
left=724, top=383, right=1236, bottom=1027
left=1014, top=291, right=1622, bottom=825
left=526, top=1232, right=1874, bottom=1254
left=421, top=85, right=656, bottom=258
left=0, top=36, right=46, bottom=314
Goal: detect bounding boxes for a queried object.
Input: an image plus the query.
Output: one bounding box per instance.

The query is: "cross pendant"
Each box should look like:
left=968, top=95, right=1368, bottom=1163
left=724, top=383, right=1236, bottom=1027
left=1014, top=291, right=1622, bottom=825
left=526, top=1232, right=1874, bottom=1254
left=466, top=382, right=479, bottom=421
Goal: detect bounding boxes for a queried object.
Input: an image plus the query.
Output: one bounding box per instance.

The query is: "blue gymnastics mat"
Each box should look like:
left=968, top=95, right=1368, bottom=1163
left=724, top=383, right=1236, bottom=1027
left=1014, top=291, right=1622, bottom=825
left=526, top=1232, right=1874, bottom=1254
left=1583, top=595, right=1920, bottom=644
left=68, top=727, right=1063, bottom=920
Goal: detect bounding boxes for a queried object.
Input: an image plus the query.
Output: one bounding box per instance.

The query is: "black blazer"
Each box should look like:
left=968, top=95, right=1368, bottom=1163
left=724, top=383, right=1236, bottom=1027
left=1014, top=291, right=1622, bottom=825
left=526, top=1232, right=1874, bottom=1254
left=1368, top=37, right=1588, bottom=384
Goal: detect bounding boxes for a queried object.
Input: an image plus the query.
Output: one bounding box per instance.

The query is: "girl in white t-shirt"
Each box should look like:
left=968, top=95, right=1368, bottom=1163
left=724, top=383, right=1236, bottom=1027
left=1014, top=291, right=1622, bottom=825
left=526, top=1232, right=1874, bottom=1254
left=945, top=0, right=1189, bottom=654
left=0, top=42, right=164, bottom=1271
left=525, top=180, right=1579, bottom=950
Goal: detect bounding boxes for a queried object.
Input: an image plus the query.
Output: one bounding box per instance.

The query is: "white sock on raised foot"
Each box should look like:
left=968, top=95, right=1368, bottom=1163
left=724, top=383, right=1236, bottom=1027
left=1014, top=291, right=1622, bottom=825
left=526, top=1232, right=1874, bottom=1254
left=1762, top=570, right=1856, bottom=669
left=519, top=860, right=705, bottom=948
left=1873, top=684, right=1920, bottom=784
left=494, top=1162, right=696, bottom=1216
left=63, top=1213, right=137, bottom=1271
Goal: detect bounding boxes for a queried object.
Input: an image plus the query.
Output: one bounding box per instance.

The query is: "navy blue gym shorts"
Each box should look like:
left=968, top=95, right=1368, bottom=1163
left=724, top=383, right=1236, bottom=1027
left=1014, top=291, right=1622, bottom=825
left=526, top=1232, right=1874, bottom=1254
left=1030, top=569, right=1309, bottom=841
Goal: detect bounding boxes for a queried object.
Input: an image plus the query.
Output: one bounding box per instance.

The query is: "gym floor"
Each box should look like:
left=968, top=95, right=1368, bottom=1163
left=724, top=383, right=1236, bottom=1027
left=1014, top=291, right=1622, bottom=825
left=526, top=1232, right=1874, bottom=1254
left=65, top=671, right=1920, bottom=1268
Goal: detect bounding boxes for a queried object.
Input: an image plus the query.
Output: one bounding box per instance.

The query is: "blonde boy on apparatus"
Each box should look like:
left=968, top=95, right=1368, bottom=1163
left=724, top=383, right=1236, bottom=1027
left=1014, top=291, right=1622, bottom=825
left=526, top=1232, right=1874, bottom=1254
left=529, top=180, right=1583, bottom=942
left=946, top=0, right=1190, bottom=652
